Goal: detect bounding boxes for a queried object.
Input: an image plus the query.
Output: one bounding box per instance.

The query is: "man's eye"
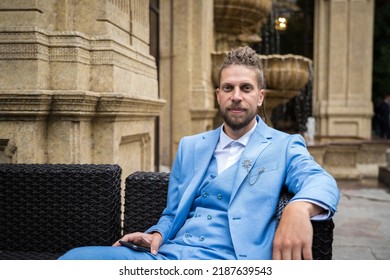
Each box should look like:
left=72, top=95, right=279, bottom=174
left=242, top=85, right=252, bottom=92
left=222, top=85, right=233, bottom=91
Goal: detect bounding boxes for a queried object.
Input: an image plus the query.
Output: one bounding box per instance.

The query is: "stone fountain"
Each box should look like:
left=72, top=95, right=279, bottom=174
left=213, top=0, right=272, bottom=52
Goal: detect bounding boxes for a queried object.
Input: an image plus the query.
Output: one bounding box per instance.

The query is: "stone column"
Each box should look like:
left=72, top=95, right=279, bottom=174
left=159, top=0, right=216, bottom=168
left=0, top=0, right=164, bottom=180
left=313, top=0, right=374, bottom=139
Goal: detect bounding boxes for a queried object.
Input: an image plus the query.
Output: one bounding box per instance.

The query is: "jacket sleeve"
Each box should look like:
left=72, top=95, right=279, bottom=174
left=146, top=137, right=186, bottom=243
left=283, top=134, right=340, bottom=217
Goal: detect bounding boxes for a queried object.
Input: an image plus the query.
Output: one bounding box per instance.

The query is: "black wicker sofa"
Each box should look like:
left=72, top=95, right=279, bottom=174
left=0, top=164, right=123, bottom=260
left=0, top=164, right=334, bottom=260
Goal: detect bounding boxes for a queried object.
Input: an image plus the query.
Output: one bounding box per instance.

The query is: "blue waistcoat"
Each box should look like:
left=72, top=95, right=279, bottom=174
left=157, top=156, right=238, bottom=259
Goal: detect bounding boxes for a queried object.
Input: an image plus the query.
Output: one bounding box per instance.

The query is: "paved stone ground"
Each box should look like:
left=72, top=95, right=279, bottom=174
left=332, top=179, right=390, bottom=260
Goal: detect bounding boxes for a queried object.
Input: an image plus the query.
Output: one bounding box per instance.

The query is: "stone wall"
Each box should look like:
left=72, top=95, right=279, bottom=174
left=0, top=0, right=164, bottom=183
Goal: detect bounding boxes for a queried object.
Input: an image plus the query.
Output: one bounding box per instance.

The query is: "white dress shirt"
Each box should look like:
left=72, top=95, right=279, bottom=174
left=214, top=122, right=257, bottom=175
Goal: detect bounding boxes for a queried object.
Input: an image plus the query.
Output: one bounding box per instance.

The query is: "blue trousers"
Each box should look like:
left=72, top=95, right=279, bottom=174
left=58, top=246, right=166, bottom=260
left=58, top=241, right=237, bottom=260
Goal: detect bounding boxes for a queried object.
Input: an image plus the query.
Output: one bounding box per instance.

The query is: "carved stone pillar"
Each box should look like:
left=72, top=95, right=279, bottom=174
left=313, top=0, right=374, bottom=139
left=159, top=0, right=216, bottom=168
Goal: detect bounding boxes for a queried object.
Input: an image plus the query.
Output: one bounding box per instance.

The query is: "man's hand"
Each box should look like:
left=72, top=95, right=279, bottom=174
left=113, top=231, right=162, bottom=255
left=272, top=201, right=323, bottom=260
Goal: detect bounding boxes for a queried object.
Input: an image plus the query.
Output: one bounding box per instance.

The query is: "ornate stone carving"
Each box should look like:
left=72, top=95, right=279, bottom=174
left=0, top=91, right=52, bottom=120
left=0, top=90, right=164, bottom=121
left=109, top=0, right=130, bottom=13
left=97, top=94, right=165, bottom=120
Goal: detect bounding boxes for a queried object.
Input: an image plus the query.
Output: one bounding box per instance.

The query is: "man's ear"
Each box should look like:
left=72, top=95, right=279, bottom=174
left=215, top=88, right=220, bottom=104
left=257, top=89, right=265, bottom=107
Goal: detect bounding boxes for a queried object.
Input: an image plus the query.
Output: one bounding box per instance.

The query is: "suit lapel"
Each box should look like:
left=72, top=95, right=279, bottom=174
left=192, top=127, right=221, bottom=191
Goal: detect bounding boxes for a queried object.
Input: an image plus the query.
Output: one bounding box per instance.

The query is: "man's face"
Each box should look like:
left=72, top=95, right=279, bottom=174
left=216, top=65, right=264, bottom=137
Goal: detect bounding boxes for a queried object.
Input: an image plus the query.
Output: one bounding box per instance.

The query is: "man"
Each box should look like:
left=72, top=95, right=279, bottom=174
left=59, top=46, right=339, bottom=260
left=376, top=95, right=390, bottom=139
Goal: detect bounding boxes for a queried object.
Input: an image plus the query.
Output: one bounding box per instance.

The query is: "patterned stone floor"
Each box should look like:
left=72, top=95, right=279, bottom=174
left=332, top=179, right=390, bottom=260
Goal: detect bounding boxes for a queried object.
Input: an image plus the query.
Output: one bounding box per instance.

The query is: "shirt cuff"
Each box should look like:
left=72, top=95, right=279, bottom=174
left=290, top=199, right=332, bottom=220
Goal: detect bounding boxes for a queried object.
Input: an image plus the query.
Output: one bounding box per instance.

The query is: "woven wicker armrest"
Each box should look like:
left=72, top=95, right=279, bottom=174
left=123, top=171, right=169, bottom=234
left=124, top=171, right=334, bottom=260
left=277, top=191, right=334, bottom=260
left=0, top=163, right=122, bottom=260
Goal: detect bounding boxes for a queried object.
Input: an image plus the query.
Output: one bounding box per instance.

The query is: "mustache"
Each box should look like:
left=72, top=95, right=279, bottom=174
left=228, top=106, right=246, bottom=110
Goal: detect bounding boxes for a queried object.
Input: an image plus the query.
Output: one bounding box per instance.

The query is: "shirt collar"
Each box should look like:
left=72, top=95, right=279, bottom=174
left=218, top=120, right=257, bottom=149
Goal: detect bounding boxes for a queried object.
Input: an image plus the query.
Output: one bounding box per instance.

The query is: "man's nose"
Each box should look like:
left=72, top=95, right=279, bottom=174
left=232, top=87, right=243, bottom=100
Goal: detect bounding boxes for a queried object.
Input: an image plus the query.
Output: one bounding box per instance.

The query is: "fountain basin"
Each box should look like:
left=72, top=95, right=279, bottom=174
left=214, top=0, right=272, bottom=34
left=258, top=54, right=312, bottom=91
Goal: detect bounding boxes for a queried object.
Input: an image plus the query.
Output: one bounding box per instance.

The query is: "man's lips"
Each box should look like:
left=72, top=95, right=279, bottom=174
left=229, top=107, right=246, bottom=113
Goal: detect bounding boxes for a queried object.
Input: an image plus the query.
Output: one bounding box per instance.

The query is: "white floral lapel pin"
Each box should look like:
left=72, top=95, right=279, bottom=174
left=242, top=159, right=252, bottom=172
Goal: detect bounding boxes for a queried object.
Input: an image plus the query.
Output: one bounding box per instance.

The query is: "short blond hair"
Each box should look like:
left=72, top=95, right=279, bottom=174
left=218, top=46, right=265, bottom=89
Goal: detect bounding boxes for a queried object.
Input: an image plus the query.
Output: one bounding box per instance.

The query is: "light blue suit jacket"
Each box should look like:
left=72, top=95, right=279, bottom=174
left=148, top=116, right=340, bottom=259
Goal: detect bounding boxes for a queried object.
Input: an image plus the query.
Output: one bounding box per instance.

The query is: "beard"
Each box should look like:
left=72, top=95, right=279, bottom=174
left=220, top=107, right=257, bottom=131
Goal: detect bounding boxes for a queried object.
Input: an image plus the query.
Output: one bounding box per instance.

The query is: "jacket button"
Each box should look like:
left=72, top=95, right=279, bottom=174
left=199, top=236, right=205, bottom=241
left=207, top=214, right=212, bottom=220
